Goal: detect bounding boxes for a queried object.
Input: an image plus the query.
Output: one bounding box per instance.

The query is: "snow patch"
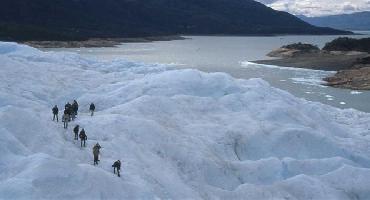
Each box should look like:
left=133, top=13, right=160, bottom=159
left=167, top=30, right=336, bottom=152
left=351, top=91, right=363, bottom=95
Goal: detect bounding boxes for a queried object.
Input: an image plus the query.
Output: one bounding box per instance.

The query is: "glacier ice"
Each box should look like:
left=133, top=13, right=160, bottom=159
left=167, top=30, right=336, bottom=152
left=1, top=42, right=370, bottom=199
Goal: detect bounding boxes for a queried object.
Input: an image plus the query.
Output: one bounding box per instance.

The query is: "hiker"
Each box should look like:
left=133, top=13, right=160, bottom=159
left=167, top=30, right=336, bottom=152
left=112, top=160, right=121, bottom=177
left=70, top=107, right=76, bottom=121
left=72, top=100, right=79, bottom=119
left=79, top=129, right=87, bottom=147
left=52, top=105, right=59, bottom=122
left=63, top=110, right=70, bottom=129
left=65, top=102, right=71, bottom=109
left=93, top=143, right=102, bottom=165
left=65, top=102, right=72, bottom=121
left=62, top=110, right=69, bottom=129
left=73, top=125, right=79, bottom=140
left=89, top=103, right=95, bottom=116
left=65, top=102, right=72, bottom=112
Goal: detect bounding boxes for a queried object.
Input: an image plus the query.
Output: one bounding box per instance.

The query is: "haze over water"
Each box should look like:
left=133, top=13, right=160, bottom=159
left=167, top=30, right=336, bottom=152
left=47, top=32, right=370, bottom=112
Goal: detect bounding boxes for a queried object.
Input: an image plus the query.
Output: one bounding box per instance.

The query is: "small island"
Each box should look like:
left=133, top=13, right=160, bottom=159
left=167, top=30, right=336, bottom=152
left=254, top=37, right=370, bottom=90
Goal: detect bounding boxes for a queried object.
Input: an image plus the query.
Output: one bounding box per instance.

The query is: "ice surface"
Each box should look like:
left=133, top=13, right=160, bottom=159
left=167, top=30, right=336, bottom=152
left=1, top=42, right=370, bottom=199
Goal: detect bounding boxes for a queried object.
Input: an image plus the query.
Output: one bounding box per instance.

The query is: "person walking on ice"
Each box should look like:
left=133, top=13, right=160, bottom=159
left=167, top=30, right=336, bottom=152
left=65, top=102, right=72, bottom=121
left=62, top=110, right=70, bottom=129
left=89, top=103, right=95, bottom=116
left=65, top=102, right=72, bottom=111
left=79, top=129, right=87, bottom=147
left=73, top=125, right=79, bottom=140
left=72, top=100, right=79, bottom=120
left=52, top=105, right=59, bottom=122
left=93, top=143, right=101, bottom=165
left=112, top=160, right=121, bottom=177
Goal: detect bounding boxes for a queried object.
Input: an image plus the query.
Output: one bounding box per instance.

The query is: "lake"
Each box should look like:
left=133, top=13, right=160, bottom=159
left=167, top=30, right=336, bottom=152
left=46, top=33, right=370, bottom=112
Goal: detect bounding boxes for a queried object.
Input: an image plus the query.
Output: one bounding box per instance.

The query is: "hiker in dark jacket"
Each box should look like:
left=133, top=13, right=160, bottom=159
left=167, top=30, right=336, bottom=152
left=70, top=107, right=76, bottom=121
left=65, top=102, right=72, bottom=111
left=73, top=125, right=79, bottom=140
left=93, top=143, right=102, bottom=165
left=65, top=102, right=72, bottom=121
left=72, top=100, right=79, bottom=119
left=68, top=107, right=73, bottom=121
left=89, top=103, right=95, bottom=116
left=79, top=129, right=87, bottom=147
left=52, top=105, right=59, bottom=122
left=112, top=160, right=121, bottom=177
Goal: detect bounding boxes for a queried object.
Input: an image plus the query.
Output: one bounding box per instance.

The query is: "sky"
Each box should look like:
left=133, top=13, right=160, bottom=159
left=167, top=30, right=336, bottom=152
left=256, top=0, right=370, bottom=16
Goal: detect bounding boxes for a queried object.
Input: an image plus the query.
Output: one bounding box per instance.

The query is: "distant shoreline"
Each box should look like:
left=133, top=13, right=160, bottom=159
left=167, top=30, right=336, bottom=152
left=21, top=32, right=362, bottom=49
left=22, top=35, right=186, bottom=48
left=253, top=52, right=368, bottom=71
left=253, top=45, right=370, bottom=90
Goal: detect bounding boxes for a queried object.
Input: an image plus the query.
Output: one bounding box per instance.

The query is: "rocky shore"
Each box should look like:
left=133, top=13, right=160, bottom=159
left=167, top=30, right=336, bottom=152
left=324, top=66, right=370, bottom=90
left=23, top=35, right=186, bottom=48
left=256, top=50, right=368, bottom=71
left=253, top=40, right=370, bottom=90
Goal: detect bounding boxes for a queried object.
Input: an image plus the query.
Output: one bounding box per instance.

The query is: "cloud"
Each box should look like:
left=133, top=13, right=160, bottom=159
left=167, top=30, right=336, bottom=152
left=256, top=0, right=370, bottom=16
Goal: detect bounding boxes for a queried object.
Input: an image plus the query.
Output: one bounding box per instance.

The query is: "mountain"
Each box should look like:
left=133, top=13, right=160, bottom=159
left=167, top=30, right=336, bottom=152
left=0, top=0, right=350, bottom=41
left=299, top=12, right=370, bottom=31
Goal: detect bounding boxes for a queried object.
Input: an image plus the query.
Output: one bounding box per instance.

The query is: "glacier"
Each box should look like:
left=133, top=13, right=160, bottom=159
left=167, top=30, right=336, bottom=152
left=1, top=42, right=370, bottom=199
